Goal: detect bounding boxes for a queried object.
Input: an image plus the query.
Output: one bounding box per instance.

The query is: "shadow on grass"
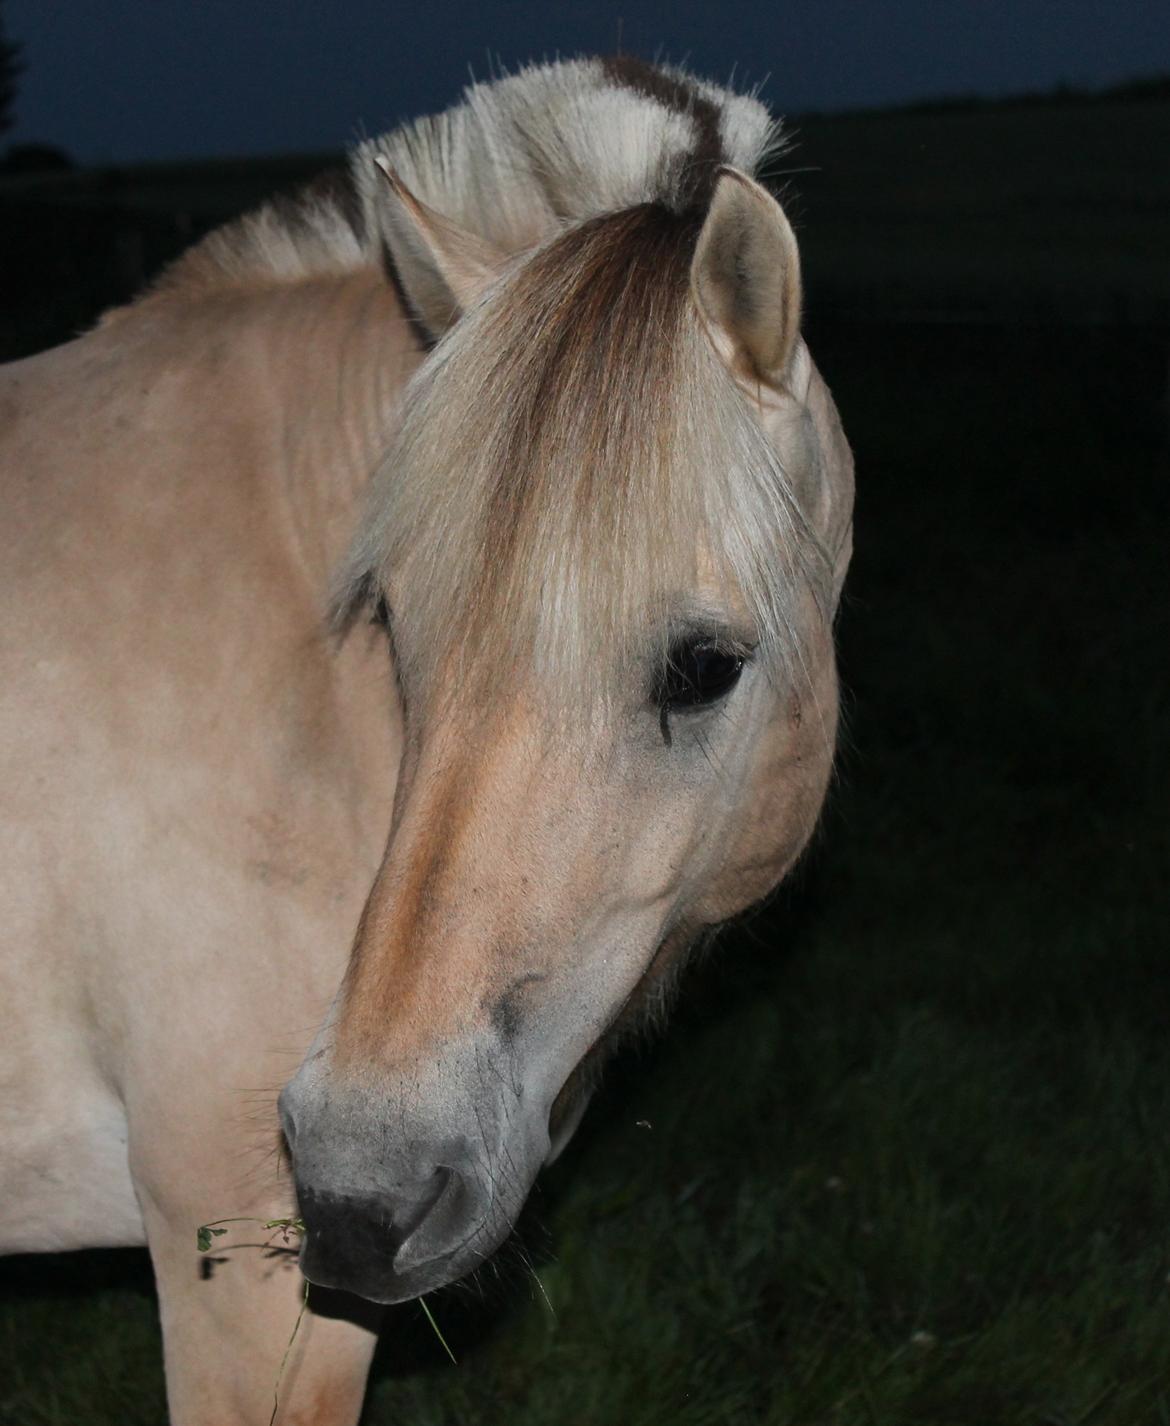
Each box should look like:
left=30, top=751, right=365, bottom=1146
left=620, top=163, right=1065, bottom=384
left=0, top=1246, right=154, bottom=1301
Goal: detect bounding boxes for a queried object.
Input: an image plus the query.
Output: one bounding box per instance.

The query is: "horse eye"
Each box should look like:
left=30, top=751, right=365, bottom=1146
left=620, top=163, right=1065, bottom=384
left=654, top=642, right=745, bottom=713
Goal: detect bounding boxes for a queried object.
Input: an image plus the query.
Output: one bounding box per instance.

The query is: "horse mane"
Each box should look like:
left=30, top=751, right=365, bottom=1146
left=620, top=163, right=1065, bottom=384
left=153, top=58, right=828, bottom=715
left=156, top=56, right=783, bottom=295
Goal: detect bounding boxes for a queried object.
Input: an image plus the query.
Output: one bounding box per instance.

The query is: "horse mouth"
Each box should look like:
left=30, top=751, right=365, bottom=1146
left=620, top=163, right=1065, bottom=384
left=298, top=1230, right=463, bottom=1304
left=293, top=1176, right=508, bottom=1305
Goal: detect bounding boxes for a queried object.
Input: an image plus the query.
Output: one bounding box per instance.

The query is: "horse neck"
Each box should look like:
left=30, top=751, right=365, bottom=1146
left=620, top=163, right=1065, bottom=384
left=245, top=268, right=422, bottom=587
left=125, top=266, right=420, bottom=594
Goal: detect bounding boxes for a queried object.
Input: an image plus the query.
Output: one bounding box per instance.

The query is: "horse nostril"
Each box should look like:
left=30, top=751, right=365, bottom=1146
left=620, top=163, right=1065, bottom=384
left=295, top=1163, right=477, bottom=1302
left=392, top=1166, right=453, bottom=1245
left=276, top=1091, right=297, bottom=1151
left=391, top=1164, right=472, bottom=1273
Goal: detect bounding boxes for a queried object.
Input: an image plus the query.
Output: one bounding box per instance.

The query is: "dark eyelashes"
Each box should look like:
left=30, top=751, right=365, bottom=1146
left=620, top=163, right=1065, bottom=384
left=652, top=639, right=749, bottom=745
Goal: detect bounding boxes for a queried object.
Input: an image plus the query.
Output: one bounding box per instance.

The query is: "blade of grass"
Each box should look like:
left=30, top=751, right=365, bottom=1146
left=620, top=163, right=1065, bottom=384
left=269, top=1277, right=310, bottom=1426
left=419, top=1296, right=457, bottom=1365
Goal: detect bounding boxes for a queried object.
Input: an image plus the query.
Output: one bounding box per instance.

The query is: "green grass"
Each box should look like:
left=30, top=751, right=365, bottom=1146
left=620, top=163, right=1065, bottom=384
left=3, top=319, right=1166, bottom=1424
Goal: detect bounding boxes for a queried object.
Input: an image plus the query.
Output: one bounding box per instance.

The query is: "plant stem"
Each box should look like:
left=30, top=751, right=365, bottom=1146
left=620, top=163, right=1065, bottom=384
left=419, top=1296, right=457, bottom=1365
left=268, top=1277, right=310, bottom=1426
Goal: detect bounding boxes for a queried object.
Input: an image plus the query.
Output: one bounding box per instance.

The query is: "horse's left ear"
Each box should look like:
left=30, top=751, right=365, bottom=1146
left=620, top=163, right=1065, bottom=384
left=374, top=156, right=508, bottom=338
left=691, top=167, right=802, bottom=384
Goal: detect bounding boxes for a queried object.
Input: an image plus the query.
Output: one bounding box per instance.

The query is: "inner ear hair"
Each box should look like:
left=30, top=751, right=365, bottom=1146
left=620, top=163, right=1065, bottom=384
left=374, top=157, right=508, bottom=339
left=692, top=166, right=802, bottom=384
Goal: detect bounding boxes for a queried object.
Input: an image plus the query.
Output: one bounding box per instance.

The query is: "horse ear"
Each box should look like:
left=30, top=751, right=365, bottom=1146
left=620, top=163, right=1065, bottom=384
left=374, top=156, right=508, bottom=338
left=691, top=167, right=802, bottom=383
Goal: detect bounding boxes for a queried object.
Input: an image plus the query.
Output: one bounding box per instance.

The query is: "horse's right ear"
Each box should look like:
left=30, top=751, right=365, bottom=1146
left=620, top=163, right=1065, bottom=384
left=374, top=157, right=508, bottom=339
left=691, top=167, right=802, bottom=385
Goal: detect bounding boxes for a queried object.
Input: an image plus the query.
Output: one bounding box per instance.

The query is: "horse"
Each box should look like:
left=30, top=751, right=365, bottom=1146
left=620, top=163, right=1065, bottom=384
left=0, top=56, right=853, bottom=1424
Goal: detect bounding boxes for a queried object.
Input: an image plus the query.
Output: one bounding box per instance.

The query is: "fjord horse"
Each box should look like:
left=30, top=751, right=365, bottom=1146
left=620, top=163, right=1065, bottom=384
left=0, top=57, right=853, bottom=1423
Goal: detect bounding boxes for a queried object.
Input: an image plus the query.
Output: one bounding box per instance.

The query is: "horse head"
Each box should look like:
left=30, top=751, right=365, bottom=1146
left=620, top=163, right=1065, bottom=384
left=279, top=156, right=853, bottom=1304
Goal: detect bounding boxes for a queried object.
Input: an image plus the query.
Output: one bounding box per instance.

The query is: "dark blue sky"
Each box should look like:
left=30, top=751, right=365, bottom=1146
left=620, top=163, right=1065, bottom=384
left=7, top=0, right=1168, bottom=164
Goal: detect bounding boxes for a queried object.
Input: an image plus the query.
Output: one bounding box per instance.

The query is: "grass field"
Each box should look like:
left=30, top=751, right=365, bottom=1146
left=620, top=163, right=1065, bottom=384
left=2, top=99, right=1168, bottom=1426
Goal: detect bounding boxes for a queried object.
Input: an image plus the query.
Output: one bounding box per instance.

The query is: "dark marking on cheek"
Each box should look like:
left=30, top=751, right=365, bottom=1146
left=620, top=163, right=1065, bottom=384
left=491, top=989, right=524, bottom=1043
left=489, top=971, right=548, bottom=1044
left=659, top=703, right=673, bottom=747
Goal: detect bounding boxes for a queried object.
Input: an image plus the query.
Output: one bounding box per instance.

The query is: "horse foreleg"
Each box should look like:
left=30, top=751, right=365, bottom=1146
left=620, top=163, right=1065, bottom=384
left=134, top=1155, right=381, bottom=1426
left=145, top=1207, right=380, bottom=1425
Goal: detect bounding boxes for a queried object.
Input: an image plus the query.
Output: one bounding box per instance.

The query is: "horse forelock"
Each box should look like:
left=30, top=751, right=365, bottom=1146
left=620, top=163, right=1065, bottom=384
left=135, top=54, right=821, bottom=716
left=334, top=198, right=828, bottom=722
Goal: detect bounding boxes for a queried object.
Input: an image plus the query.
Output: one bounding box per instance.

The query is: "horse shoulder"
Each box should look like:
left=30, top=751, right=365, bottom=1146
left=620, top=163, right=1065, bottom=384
left=0, top=297, right=401, bottom=1250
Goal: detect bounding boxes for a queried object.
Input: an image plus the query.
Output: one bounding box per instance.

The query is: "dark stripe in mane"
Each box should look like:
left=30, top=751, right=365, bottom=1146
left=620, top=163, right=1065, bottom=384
left=600, top=55, right=726, bottom=210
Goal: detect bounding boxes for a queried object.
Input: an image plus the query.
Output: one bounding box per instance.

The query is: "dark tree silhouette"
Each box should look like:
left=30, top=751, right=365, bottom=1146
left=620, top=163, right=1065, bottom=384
left=0, top=2, right=22, bottom=137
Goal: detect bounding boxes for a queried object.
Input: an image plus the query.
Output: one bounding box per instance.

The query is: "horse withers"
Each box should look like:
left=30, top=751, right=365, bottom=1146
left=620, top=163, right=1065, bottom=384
left=0, top=57, right=853, bottom=1424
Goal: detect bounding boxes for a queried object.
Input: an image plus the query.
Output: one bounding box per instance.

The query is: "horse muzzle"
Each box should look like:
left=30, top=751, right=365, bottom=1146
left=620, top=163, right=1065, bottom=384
left=294, top=1165, right=492, bottom=1303
left=278, top=1071, right=549, bottom=1304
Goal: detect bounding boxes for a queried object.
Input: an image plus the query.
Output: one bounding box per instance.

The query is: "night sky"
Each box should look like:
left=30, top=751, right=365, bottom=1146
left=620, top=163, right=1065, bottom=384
left=6, top=0, right=1169, bottom=165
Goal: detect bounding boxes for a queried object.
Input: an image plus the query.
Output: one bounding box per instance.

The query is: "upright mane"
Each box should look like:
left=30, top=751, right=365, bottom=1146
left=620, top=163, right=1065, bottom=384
left=358, top=56, right=781, bottom=262
left=157, top=57, right=783, bottom=297
left=156, top=58, right=829, bottom=716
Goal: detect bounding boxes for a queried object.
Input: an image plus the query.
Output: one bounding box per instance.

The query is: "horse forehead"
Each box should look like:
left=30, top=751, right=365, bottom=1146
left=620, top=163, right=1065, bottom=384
left=691, top=551, right=755, bottom=621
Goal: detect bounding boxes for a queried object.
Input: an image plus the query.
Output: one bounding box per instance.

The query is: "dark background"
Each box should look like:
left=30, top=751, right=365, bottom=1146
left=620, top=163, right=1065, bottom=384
left=1, top=4, right=1168, bottom=1423
left=7, top=0, right=1170, bottom=164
